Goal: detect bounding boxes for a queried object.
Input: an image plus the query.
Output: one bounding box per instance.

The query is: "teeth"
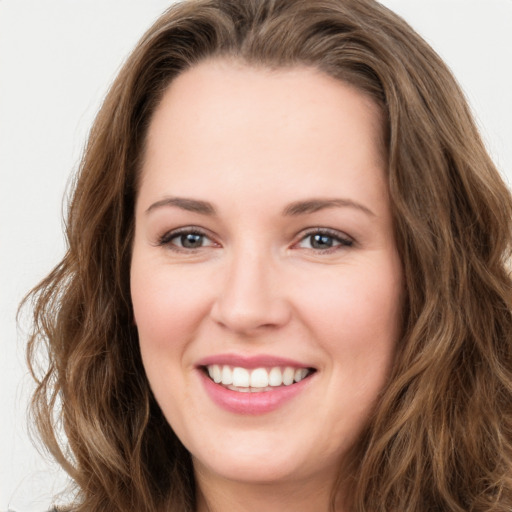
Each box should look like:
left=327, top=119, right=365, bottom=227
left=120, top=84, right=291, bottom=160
left=221, top=365, right=233, bottom=385
left=250, top=368, right=269, bottom=388
left=207, top=364, right=222, bottom=383
left=282, top=367, right=295, bottom=385
left=294, top=368, right=308, bottom=382
left=232, top=367, right=250, bottom=387
left=268, top=367, right=283, bottom=387
left=206, top=364, right=311, bottom=390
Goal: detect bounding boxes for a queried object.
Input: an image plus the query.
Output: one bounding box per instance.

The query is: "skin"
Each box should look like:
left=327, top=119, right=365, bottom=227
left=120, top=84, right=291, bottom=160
left=131, top=59, right=403, bottom=512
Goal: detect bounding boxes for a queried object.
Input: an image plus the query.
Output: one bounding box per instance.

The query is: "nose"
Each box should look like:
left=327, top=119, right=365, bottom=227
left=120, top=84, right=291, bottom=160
left=210, top=245, right=292, bottom=335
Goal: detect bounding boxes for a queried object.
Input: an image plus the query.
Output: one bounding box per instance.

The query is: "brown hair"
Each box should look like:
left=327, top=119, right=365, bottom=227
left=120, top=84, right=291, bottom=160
left=24, top=0, right=512, bottom=510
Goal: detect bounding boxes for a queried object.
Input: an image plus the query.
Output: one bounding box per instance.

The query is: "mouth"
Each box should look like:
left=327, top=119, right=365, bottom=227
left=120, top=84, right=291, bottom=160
left=202, top=364, right=316, bottom=393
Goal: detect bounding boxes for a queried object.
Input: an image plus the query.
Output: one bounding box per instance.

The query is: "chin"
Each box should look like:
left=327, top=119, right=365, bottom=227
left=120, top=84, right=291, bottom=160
left=187, top=427, right=345, bottom=488
left=194, top=453, right=308, bottom=485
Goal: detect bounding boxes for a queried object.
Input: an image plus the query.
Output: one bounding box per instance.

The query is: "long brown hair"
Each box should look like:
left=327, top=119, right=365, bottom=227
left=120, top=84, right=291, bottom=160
left=24, top=0, right=512, bottom=510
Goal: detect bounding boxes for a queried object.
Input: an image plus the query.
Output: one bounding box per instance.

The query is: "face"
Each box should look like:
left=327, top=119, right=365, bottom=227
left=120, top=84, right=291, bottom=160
left=131, top=60, right=402, bottom=491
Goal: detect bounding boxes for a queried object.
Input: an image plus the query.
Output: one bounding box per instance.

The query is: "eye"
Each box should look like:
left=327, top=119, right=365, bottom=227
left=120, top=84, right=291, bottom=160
left=296, top=229, right=353, bottom=252
left=158, top=228, right=217, bottom=251
left=175, top=232, right=208, bottom=249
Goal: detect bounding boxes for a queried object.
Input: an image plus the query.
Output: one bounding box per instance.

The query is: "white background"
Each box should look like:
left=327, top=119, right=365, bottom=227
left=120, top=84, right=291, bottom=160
left=1, top=1, right=511, bottom=511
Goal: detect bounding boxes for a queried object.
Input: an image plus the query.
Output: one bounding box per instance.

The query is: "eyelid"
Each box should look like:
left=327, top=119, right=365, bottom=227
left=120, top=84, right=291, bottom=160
left=157, top=225, right=219, bottom=250
left=155, top=225, right=353, bottom=253
left=293, top=227, right=354, bottom=251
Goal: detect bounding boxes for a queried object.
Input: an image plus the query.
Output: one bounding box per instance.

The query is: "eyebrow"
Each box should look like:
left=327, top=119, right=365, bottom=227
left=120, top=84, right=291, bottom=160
left=145, top=196, right=375, bottom=217
left=283, top=198, right=376, bottom=217
left=145, top=197, right=216, bottom=215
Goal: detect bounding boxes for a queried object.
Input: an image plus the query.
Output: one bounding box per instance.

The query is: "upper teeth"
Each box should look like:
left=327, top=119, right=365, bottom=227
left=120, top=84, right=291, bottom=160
left=206, top=365, right=310, bottom=389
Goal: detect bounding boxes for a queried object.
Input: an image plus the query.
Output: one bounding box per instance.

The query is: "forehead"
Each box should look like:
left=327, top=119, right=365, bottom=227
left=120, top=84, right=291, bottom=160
left=147, top=60, right=384, bottom=156
left=139, top=59, right=387, bottom=211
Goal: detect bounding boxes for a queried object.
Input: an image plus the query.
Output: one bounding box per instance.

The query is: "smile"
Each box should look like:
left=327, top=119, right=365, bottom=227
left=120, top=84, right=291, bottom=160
left=204, top=365, right=314, bottom=392
left=197, top=355, right=317, bottom=413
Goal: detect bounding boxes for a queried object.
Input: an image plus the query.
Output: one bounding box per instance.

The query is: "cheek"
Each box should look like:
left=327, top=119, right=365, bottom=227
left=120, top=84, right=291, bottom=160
left=294, top=256, right=402, bottom=379
left=130, top=257, right=213, bottom=357
left=130, top=259, right=212, bottom=424
left=301, top=262, right=400, bottom=334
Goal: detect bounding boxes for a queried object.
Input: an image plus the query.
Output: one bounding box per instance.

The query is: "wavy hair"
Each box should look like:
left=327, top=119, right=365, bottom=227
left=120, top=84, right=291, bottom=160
left=24, top=0, right=512, bottom=510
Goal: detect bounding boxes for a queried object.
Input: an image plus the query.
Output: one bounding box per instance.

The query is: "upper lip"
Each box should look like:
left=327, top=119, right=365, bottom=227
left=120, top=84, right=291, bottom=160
left=196, top=353, right=314, bottom=370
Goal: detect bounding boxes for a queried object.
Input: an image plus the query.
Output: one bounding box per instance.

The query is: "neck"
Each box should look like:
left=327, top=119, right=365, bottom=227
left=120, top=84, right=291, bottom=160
left=194, top=465, right=348, bottom=512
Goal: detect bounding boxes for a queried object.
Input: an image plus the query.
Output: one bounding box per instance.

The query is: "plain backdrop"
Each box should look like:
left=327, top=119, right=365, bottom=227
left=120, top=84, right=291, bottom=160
left=1, top=1, right=511, bottom=511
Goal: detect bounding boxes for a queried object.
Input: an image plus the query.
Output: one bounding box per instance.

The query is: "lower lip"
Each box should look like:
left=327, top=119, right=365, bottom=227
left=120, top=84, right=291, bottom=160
left=198, top=370, right=313, bottom=415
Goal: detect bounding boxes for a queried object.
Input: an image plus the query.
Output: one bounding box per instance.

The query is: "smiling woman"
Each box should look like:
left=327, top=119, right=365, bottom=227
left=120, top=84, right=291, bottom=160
left=22, top=1, right=512, bottom=512
left=131, top=64, right=403, bottom=501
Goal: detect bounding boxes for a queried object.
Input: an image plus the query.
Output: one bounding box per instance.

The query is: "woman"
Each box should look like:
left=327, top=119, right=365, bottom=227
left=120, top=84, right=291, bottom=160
left=24, top=0, right=512, bottom=511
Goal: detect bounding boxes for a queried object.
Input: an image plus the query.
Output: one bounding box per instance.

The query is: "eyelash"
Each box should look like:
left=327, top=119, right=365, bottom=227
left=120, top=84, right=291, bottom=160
left=295, top=228, right=354, bottom=252
left=157, top=226, right=214, bottom=252
left=157, top=227, right=354, bottom=253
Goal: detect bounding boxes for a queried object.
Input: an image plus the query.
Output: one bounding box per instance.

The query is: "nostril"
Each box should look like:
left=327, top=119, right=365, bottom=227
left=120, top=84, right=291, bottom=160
left=210, top=294, right=292, bottom=334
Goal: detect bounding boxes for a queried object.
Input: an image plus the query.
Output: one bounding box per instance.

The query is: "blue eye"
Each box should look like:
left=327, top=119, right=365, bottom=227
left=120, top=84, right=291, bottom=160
left=159, top=229, right=215, bottom=250
left=176, top=233, right=205, bottom=248
left=297, top=230, right=353, bottom=251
